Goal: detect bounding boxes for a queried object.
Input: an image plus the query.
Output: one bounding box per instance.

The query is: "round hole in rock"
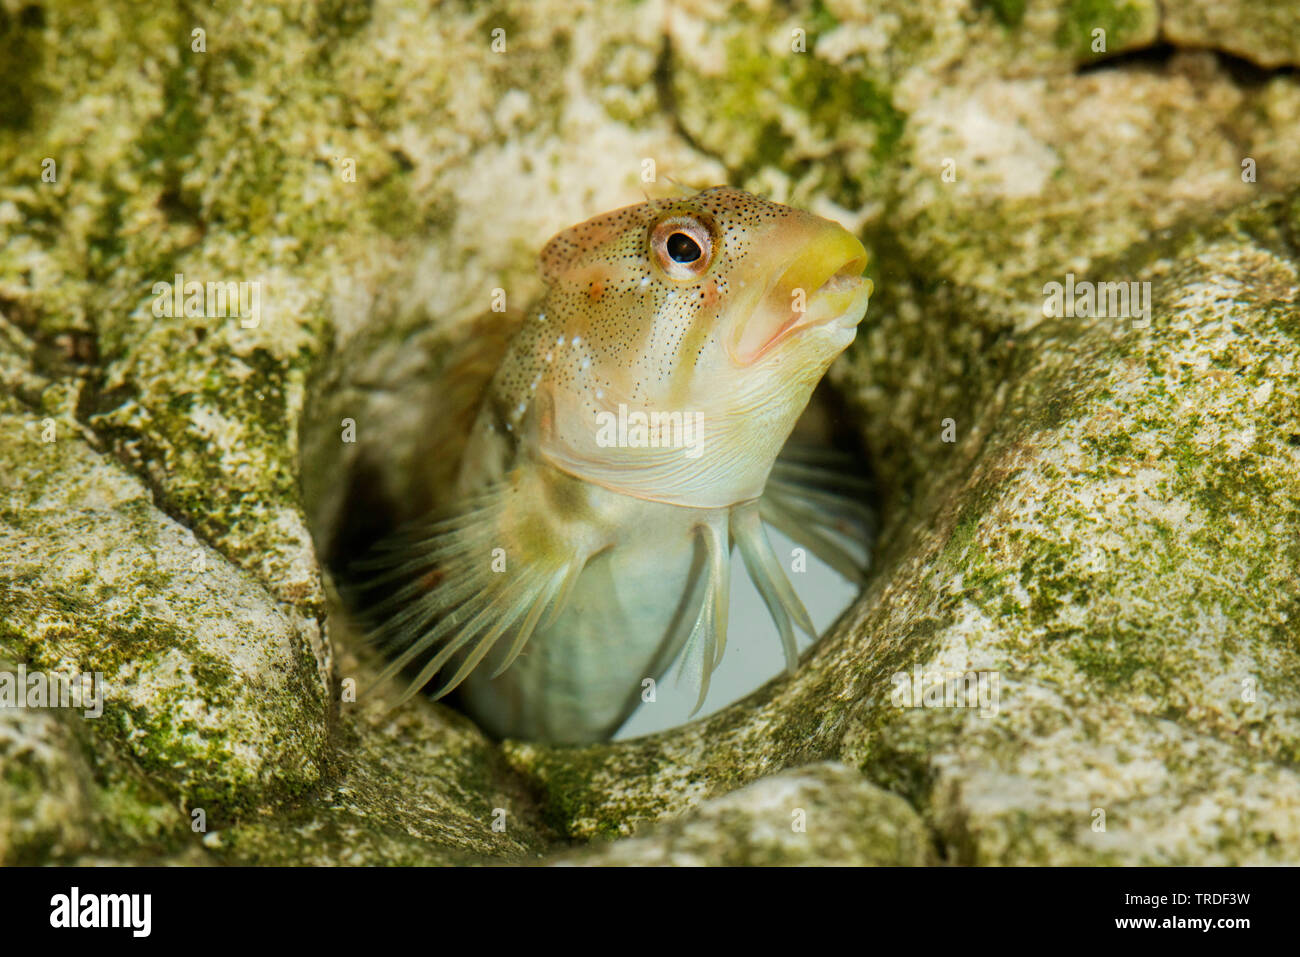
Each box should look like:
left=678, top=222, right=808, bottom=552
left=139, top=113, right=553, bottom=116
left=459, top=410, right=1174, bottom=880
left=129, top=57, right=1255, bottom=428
left=299, top=302, right=878, bottom=743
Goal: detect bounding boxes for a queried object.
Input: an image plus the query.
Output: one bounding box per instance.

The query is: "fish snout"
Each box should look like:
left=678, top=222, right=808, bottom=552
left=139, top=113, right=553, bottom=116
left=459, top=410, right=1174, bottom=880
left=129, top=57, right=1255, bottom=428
left=734, top=222, right=872, bottom=363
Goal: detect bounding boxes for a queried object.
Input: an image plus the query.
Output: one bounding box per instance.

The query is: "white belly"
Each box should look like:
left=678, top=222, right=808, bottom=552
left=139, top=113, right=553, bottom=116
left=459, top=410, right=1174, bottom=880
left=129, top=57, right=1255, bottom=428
left=460, top=496, right=708, bottom=742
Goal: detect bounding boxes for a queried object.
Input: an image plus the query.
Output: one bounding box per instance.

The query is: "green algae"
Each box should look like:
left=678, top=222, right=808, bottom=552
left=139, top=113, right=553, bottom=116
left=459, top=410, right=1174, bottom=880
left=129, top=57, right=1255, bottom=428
left=1056, top=0, right=1145, bottom=55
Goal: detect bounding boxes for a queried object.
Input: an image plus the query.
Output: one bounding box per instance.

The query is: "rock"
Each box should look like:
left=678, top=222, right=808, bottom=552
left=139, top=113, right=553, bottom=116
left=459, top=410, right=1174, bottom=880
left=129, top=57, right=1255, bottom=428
left=1, top=0, right=1298, bottom=865
left=843, top=197, right=1300, bottom=864
left=0, top=707, right=97, bottom=864
left=0, top=698, right=209, bottom=865
left=207, top=704, right=555, bottom=866
left=549, top=762, right=930, bottom=866
left=1163, top=2, right=1300, bottom=69
left=0, top=391, right=331, bottom=814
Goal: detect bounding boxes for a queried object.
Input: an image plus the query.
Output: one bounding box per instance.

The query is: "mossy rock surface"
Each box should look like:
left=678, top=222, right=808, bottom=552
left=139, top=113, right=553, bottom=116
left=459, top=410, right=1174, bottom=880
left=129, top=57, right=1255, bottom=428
left=1, top=0, right=1298, bottom=864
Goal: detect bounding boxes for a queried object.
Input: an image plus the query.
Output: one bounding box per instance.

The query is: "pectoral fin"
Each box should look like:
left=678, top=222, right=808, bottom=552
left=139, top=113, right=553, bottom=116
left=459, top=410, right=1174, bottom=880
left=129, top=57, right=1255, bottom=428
left=674, top=517, right=732, bottom=717
left=356, top=479, right=582, bottom=707
left=733, top=500, right=816, bottom=674
left=763, top=445, right=874, bottom=584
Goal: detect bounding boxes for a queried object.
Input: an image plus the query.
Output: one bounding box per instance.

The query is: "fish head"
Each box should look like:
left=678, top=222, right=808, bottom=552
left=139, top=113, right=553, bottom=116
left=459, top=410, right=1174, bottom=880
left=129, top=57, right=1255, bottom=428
left=531, top=186, right=872, bottom=508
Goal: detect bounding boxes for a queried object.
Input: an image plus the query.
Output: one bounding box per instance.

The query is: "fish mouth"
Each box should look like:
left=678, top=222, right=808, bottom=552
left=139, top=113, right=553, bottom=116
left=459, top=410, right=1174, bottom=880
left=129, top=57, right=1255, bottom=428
left=733, top=226, right=872, bottom=364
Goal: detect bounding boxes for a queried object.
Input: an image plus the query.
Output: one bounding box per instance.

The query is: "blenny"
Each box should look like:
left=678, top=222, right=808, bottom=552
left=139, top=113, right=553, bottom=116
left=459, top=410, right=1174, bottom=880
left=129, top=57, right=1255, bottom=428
left=362, top=186, right=873, bottom=743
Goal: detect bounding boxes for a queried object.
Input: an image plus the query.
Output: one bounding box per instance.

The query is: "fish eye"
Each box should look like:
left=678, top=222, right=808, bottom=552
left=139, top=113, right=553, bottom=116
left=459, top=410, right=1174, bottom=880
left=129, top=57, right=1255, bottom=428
left=650, top=214, right=716, bottom=281
left=667, top=232, right=701, bottom=263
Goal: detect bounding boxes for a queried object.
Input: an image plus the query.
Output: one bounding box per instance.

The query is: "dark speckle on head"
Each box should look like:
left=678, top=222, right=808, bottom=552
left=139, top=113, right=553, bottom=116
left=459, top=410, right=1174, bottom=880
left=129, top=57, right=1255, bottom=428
left=490, top=186, right=868, bottom=442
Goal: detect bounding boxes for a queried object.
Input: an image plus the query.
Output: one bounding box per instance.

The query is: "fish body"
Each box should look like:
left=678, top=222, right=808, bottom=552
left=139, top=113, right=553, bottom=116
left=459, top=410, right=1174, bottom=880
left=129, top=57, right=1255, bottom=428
left=366, top=187, right=873, bottom=743
left=460, top=464, right=716, bottom=741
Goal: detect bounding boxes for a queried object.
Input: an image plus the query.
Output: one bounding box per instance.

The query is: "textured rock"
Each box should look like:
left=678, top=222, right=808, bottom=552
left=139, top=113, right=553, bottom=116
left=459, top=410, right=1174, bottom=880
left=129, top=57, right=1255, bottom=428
left=0, top=698, right=208, bottom=865
left=844, top=200, right=1300, bottom=865
left=550, top=762, right=930, bottom=866
left=0, top=707, right=97, bottom=864
left=1163, top=2, right=1300, bottom=69
left=0, top=391, right=331, bottom=812
left=1, top=0, right=1299, bottom=865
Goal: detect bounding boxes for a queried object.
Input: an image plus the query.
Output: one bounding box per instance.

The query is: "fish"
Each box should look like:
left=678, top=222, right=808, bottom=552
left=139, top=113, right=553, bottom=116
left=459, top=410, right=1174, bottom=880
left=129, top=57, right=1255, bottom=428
left=359, top=186, right=874, bottom=744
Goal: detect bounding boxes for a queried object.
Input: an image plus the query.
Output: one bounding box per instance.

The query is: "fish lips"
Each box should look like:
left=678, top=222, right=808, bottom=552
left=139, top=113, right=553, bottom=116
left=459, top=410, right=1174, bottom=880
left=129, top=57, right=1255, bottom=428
left=731, top=228, right=872, bottom=365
